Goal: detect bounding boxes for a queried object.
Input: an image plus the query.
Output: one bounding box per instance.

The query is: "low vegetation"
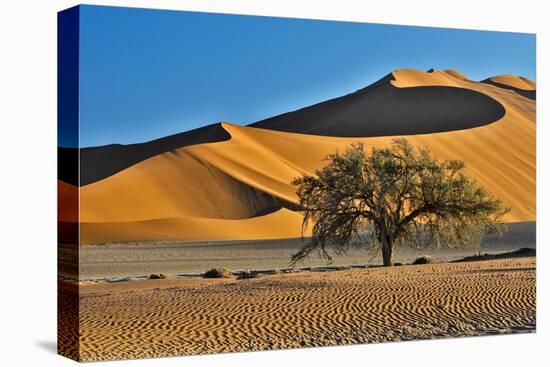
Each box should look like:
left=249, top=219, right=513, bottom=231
left=412, top=255, right=435, bottom=265
left=237, top=270, right=259, bottom=280
left=203, top=267, right=233, bottom=278
left=148, top=273, right=174, bottom=280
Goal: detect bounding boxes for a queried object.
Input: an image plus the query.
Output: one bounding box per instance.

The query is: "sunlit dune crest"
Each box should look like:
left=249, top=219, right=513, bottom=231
left=486, top=74, right=536, bottom=91
left=480, top=74, right=536, bottom=100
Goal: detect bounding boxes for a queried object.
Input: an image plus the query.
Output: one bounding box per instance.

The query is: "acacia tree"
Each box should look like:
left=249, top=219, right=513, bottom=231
left=290, top=139, right=509, bottom=267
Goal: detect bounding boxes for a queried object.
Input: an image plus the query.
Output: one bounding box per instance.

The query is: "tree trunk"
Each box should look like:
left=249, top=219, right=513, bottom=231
left=381, top=238, right=393, bottom=266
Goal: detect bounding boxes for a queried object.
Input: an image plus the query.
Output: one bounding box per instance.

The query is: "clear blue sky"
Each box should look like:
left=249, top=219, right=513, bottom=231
left=74, top=5, right=535, bottom=148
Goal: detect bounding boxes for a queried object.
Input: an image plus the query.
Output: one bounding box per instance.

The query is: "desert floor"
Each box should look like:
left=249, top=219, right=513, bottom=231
left=58, top=255, right=536, bottom=361
left=60, top=221, right=535, bottom=280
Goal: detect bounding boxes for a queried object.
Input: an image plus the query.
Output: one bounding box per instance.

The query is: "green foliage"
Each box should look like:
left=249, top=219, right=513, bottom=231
left=291, top=139, right=509, bottom=266
left=412, top=255, right=435, bottom=265
left=203, top=267, right=233, bottom=278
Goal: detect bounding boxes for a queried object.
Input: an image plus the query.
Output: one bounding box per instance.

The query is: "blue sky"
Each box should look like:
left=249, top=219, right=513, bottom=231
left=74, top=5, right=535, bottom=148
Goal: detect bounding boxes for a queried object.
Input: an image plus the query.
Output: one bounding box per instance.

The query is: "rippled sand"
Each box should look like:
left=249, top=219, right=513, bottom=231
left=58, top=257, right=536, bottom=361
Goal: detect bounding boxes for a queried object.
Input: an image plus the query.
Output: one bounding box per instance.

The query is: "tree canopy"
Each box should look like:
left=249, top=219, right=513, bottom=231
left=290, top=139, right=509, bottom=266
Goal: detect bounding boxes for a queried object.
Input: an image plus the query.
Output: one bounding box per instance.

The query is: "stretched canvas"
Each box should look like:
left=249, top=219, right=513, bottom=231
left=58, top=5, right=536, bottom=362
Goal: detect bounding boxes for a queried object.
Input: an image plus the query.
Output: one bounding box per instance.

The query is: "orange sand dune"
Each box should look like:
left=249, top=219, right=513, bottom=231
left=75, top=208, right=308, bottom=244
left=519, top=77, right=536, bottom=89
left=487, top=74, right=536, bottom=90
left=480, top=74, right=536, bottom=100
left=437, top=69, right=470, bottom=81
left=65, top=69, right=535, bottom=244
left=58, top=180, right=78, bottom=222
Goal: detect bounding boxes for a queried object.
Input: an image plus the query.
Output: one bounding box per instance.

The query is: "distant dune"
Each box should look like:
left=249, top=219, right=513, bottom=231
left=485, top=74, right=536, bottom=90
left=58, top=69, right=535, bottom=244
left=481, top=74, right=536, bottom=100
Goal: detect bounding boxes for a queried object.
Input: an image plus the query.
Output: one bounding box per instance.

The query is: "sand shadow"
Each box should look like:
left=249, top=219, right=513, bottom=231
left=36, top=340, right=57, bottom=354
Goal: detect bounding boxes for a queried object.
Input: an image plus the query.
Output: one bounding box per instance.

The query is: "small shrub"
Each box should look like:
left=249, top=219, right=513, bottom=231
left=412, top=255, right=435, bottom=265
left=515, top=247, right=535, bottom=256
left=237, top=270, right=258, bottom=280
left=149, top=273, right=174, bottom=280
left=203, top=267, right=233, bottom=278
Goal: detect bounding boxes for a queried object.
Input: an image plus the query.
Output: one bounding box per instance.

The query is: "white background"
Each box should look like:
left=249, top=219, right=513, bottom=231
left=0, top=0, right=547, bottom=365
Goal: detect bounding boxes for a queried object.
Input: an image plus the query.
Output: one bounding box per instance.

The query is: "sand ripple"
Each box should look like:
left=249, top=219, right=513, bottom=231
left=58, top=257, right=536, bottom=361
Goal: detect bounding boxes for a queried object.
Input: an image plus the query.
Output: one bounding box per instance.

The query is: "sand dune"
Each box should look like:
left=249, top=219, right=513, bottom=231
left=250, top=72, right=505, bottom=136
left=58, top=180, right=78, bottom=222
left=57, top=69, right=535, bottom=244
left=68, top=208, right=307, bottom=245
left=431, top=69, right=470, bottom=81
left=59, top=123, right=231, bottom=185
left=481, top=74, right=536, bottom=100
left=61, top=68, right=508, bottom=187
left=484, top=74, right=536, bottom=90
left=58, top=257, right=536, bottom=361
left=58, top=180, right=78, bottom=243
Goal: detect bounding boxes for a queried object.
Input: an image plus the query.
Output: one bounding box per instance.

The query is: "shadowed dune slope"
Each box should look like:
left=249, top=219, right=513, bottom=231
left=58, top=123, right=231, bottom=186
left=481, top=74, right=536, bottom=101
left=249, top=72, right=505, bottom=136
left=61, top=69, right=535, bottom=244
left=58, top=148, right=79, bottom=189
